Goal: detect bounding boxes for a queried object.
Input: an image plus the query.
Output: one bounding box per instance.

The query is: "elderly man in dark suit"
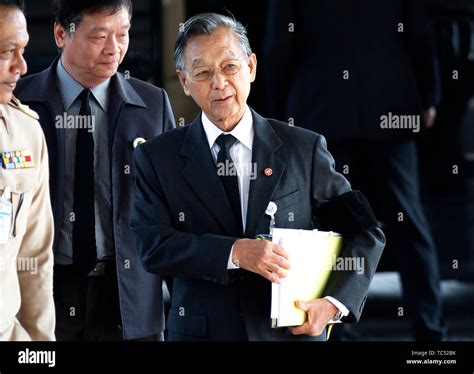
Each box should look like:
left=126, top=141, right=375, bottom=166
left=15, top=0, right=175, bottom=341
left=131, top=13, right=385, bottom=341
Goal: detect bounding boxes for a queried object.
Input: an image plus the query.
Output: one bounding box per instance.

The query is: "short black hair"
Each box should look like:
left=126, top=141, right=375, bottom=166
left=51, top=0, right=132, bottom=32
left=0, top=0, right=25, bottom=12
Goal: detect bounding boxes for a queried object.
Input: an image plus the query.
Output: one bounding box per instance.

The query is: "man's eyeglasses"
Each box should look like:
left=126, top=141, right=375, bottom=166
left=185, top=57, right=247, bottom=82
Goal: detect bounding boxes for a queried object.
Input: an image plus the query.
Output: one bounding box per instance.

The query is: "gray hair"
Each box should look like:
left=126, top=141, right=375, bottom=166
left=174, top=12, right=252, bottom=71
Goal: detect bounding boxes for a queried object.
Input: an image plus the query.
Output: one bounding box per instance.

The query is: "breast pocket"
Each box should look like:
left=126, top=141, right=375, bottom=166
left=272, top=189, right=301, bottom=211
left=0, top=172, right=36, bottom=240
left=271, top=189, right=309, bottom=228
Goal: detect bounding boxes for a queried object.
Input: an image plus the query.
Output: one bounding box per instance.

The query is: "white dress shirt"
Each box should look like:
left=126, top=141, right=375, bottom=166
left=201, top=106, right=349, bottom=319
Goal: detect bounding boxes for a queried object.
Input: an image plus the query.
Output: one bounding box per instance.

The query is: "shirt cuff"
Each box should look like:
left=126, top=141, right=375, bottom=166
left=324, top=296, right=350, bottom=317
left=227, top=244, right=239, bottom=270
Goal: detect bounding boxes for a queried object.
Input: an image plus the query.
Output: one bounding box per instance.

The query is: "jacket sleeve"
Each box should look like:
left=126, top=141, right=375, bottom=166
left=130, top=144, right=237, bottom=286
left=17, top=129, right=55, bottom=341
left=161, top=88, right=176, bottom=133
left=311, top=134, right=386, bottom=322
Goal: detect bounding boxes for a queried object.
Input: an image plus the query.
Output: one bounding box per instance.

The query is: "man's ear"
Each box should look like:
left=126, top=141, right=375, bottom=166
left=248, top=53, right=257, bottom=83
left=177, top=70, right=191, bottom=97
left=53, top=22, right=68, bottom=49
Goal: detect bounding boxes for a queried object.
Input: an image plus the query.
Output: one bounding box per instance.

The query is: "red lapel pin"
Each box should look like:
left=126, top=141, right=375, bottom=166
left=264, top=168, right=273, bottom=176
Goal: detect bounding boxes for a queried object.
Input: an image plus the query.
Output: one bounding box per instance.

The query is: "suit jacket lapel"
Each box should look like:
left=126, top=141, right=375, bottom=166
left=245, top=110, right=286, bottom=238
left=180, top=115, right=241, bottom=237
left=16, top=57, right=66, bottom=162
left=16, top=57, right=65, bottom=186
left=16, top=57, right=69, bottom=250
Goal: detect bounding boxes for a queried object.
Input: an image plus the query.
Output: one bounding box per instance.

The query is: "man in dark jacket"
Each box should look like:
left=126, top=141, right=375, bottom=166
left=15, top=0, right=175, bottom=341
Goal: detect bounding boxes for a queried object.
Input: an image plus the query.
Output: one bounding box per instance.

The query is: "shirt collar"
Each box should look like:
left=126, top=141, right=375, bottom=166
left=56, top=58, right=110, bottom=112
left=201, top=106, right=254, bottom=151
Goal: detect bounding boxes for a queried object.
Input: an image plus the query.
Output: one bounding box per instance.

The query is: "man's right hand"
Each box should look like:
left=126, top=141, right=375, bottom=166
left=232, top=239, right=290, bottom=283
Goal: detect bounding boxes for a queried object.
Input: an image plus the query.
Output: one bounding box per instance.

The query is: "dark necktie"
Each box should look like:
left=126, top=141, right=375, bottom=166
left=215, top=134, right=243, bottom=235
left=72, top=89, right=97, bottom=274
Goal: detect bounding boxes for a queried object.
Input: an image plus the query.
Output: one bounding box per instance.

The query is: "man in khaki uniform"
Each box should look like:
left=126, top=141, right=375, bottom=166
left=0, top=0, right=55, bottom=341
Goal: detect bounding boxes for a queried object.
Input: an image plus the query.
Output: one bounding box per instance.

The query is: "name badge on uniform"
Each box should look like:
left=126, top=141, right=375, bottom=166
left=1, top=150, right=34, bottom=170
left=0, top=187, right=12, bottom=244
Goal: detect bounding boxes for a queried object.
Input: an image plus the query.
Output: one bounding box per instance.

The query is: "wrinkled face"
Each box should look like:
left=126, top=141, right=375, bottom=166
left=177, top=27, right=257, bottom=132
left=54, top=6, right=130, bottom=88
left=0, top=7, right=28, bottom=104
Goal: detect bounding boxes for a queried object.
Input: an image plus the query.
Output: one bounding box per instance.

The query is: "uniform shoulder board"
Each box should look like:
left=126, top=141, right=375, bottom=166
left=8, top=96, right=40, bottom=120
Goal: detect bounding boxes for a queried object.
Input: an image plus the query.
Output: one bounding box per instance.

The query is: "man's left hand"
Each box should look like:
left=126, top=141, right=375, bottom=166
left=288, top=298, right=338, bottom=336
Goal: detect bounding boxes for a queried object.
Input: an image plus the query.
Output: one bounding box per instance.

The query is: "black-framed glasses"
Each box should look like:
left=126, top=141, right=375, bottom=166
left=185, top=57, right=247, bottom=82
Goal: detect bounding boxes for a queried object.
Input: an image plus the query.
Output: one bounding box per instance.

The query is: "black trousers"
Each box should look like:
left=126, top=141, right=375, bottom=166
left=329, top=138, right=446, bottom=341
left=53, top=260, right=122, bottom=341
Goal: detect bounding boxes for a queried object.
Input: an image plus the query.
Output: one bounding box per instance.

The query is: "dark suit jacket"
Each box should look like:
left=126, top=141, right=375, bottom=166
left=131, top=109, right=385, bottom=341
left=263, top=0, right=440, bottom=140
left=15, top=58, right=176, bottom=339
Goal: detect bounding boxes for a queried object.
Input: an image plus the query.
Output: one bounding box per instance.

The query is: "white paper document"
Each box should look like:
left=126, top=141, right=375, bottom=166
left=270, top=228, right=343, bottom=328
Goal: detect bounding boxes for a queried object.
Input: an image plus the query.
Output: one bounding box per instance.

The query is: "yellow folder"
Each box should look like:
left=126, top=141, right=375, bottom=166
left=270, top=228, right=343, bottom=328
